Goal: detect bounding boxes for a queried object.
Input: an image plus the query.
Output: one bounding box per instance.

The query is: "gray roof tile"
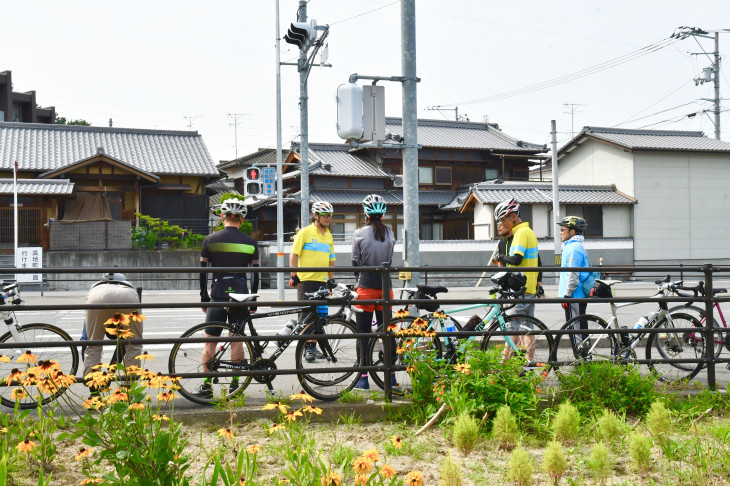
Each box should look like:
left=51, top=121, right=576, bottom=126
left=563, top=126, right=730, bottom=153
left=0, top=178, right=74, bottom=195
left=0, top=122, right=219, bottom=176
left=465, top=181, right=635, bottom=206
left=293, top=189, right=457, bottom=206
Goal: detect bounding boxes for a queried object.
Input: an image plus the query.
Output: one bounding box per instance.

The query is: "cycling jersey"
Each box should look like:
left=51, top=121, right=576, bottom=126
left=508, top=221, right=539, bottom=294
left=201, top=227, right=259, bottom=299
left=291, top=223, right=335, bottom=282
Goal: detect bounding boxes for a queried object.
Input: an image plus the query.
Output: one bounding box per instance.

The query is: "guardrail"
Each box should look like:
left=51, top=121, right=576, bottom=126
left=0, top=263, right=728, bottom=402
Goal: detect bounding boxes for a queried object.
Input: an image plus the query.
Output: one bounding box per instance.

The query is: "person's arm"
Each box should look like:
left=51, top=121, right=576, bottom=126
left=289, top=253, right=300, bottom=286
left=199, top=257, right=209, bottom=301
left=563, top=250, right=580, bottom=297
left=495, top=253, right=523, bottom=265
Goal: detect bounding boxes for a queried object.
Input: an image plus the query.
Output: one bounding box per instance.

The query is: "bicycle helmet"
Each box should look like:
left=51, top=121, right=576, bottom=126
left=362, top=194, right=387, bottom=216
left=557, top=216, right=587, bottom=233
left=311, top=201, right=334, bottom=215
left=494, top=198, right=520, bottom=221
left=220, top=198, right=247, bottom=218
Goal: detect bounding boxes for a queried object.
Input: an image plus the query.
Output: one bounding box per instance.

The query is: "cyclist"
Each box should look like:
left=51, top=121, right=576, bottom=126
left=289, top=201, right=337, bottom=362
left=195, top=198, right=259, bottom=399
left=557, top=216, right=590, bottom=355
left=493, top=198, right=539, bottom=359
left=350, top=195, right=396, bottom=391
left=84, top=273, right=142, bottom=379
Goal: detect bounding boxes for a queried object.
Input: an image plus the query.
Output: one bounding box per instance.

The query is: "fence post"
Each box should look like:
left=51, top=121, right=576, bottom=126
left=381, top=262, right=393, bottom=402
left=703, top=263, right=717, bottom=390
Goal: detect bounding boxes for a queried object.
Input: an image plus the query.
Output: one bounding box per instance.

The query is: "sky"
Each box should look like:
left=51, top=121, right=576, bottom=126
left=4, top=0, right=730, bottom=164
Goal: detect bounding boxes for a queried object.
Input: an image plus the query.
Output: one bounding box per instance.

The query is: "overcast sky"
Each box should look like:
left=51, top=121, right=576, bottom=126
left=4, top=0, right=729, bottom=163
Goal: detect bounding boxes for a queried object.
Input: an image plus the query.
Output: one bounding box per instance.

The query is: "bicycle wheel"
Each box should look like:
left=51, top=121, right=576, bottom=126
left=168, top=322, right=254, bottom=405
left=548, top=315, right=619, bottom=376
left=667, top=305, right=725, bottom=360
left=0, top=323, right=79, bottom=409
left=479, top=315, right=554, bottom=379
left=367, top=317, right=443, bottom=392
left=645, top=313, right=704, bottom=383
left=295, top=318, right=361, bottom=401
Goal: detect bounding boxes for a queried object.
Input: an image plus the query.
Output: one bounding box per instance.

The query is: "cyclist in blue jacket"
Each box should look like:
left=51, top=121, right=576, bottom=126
left=558, top=216, right=591, bottom=354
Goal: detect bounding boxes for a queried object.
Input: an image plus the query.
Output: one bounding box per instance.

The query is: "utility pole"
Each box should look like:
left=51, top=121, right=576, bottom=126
left=297, top=1, right=310, bottom=227
left=563, top=103, right=586, bottom=138
left=550, top=120, right=561, bottom=265
left=227, top=113, right=250, bottom=159
left=183, top=115, right=202, bottom=130
left=713, top=32, right=721, bottom=140
left=275, top=0, right=285, bottom=300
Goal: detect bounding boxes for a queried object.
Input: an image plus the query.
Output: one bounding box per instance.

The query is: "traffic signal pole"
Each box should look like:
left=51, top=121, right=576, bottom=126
left=275, top=0, right=285, bottom=300
left=297, top=0, right=310, bottom=227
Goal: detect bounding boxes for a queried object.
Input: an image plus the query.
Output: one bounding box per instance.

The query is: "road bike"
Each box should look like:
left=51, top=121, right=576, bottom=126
left=0, top=281, right=80, bottom=409
left=168, top=286, right=362, bottom=404
left=549, top=277, right=705, bottom=382
left=366, top=272, right=554, bottom=392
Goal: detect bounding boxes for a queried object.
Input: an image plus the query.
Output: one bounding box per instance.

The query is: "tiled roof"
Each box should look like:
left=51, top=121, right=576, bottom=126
left=385, top=117, right=547, bottom=153
left=0, top=178, right=74, bottom=195
left=467, top=181, right=636, bottom=206
left=287, top=143, right=392, bottom=178
left=292, top=189, right=457, bottom=207
left=561, top=126, right=730, bottom=153
left=0, top=122, right=219, bottom=176
left=218, top=148, right=290, bottom=171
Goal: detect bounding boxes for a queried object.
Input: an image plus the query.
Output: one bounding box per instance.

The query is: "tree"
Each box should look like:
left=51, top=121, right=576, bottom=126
left=55, top=115, right=91, bottom=126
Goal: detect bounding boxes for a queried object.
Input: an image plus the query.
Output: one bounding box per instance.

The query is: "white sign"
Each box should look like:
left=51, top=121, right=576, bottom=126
left=16, top=247, right=43, bottom=283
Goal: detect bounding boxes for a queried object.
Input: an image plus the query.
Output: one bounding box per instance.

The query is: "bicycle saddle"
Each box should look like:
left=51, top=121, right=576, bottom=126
left=416, top=284, right=447, bottom=297
left=228, top=293, right=260, bottom=302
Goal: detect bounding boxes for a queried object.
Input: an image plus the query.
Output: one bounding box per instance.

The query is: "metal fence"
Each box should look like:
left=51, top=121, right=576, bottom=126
left=1, top=263, right=729, bottom=401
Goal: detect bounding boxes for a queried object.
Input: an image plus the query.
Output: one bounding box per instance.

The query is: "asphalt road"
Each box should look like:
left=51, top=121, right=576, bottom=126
left=3, top=280, right=728, bottom=412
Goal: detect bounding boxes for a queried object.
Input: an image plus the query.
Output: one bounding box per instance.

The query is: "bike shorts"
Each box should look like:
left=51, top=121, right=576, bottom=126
left=205, top=298, right=236, bottom=336
left=355, top=287, right=394, bottom=312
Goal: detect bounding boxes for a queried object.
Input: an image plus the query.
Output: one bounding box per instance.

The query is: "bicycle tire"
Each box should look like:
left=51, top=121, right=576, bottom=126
left=548, top=315, right=619, bottom=376
left=295, top=317, right=361, bottom=401
left=645, top=312, right=704, bottom=383
left=0, top=323, right=79, bottom=409
left=168, top=322, right=254, bottom=405
left=479, top=315, right=554, bottom=379
left=367, top=317, right=443, bottom=392
left=667, top=304, right=725, bottom=359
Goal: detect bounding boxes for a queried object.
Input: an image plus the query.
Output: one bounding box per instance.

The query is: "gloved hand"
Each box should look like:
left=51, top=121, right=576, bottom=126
left=536, top=285, right=545, bottom=298
left=326, top=279, right=337, bottom=291
left=493, top=254, right=505, bottom=263
left=289, top=275, right=300, bottom=287
left=561, top=295, right=569, bottom=310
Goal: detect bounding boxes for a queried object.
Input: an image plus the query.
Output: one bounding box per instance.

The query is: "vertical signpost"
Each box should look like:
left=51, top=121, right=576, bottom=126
left=262, top=167, right=276, bottom=197
left=16, top=247, right=43, bottom=288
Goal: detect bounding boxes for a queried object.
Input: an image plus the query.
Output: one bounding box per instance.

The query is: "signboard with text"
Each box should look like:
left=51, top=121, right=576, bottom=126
left=15, top=247, right=43, bottom=283
left=262, top=167, right=276, bottom=196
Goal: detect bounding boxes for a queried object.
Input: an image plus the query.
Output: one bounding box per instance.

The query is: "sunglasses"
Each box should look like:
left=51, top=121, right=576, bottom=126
left=317, top=212, right=333, bottom=217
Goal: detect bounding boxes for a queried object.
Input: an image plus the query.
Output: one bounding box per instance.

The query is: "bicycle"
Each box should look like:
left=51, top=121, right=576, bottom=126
left=365, top=272, right=554, bottom=392
left=0, top=281, right=80, bottom=409
left=549, top=277, right=705, bottom=383
left=168, top=286, right=362, bottom=404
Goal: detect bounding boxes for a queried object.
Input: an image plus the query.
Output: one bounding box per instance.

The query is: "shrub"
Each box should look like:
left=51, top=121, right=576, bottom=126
left=587, top=442, right=611, bottom=482
left=628, top=432, right=652, bottom=472
left=595, top=409, right=625, bottom=445
left=553, top=401, right=580, bottom=445
left=541, top=441, right=567, bottom=485
left=452, top=413, right=480, bottom=454
left=212, top=193, right=253, bottom=235
left=556, top=362, right=657, bottom=416
left=645, top=400, right=672, bottom=437
left=439, top=452, right=464, bottom=486
left=507, top=446, right=533, bottom=485
left=492, top=406, right=519, bottom=450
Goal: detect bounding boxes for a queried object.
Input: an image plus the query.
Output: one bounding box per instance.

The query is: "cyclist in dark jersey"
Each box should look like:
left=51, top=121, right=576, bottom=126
left=195, top=198, right=259, bottom=399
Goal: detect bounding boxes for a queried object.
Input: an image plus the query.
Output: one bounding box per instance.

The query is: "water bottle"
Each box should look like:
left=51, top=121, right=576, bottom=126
left=445, top=320, right=456, bottom=333
left=634, top=316, right=649, bottom=330
left=317, top=305, right=328, bottom=318
left=276, top=319, right=297, bottom=346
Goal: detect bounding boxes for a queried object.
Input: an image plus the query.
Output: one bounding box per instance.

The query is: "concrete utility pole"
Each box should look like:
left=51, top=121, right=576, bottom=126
left=275, top=0, right=285, bottom=300
left=401, top=0, right=420, bottom=284
left=713, top=32, right=721, bottom=140
left=550, top=120, right=561, bottom=265
left=297, top=0, right=310, bottom=227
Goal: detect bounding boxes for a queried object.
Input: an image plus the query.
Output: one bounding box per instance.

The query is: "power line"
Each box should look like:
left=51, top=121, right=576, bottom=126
left=331, top=1, right=398, bottom=25
left=613, top=80, right=693, bottom=127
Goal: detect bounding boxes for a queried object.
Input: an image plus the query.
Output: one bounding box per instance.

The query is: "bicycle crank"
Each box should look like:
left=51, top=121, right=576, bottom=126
left=250, top=358, right=277, bottom=384
left=616, top=347, right=636, bottom=362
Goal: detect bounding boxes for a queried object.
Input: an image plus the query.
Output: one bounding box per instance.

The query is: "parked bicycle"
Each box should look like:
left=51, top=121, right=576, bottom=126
left=549, top=276, right=706, bottom=382
left=0, top=281, right=80, bottom=409
left=168, top=286, right=362, bottom=404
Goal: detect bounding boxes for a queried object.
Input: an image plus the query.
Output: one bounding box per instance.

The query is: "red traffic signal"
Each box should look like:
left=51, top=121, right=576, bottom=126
left=245, top=167, right=260, bottom=180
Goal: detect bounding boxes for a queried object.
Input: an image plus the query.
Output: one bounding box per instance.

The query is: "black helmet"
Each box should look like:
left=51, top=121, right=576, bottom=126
left=557, top=216, right=587, bottom=233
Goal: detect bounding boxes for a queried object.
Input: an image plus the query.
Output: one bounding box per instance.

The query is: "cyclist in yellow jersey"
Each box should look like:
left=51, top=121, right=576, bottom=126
left=493, top=198, right=540, bottom=359
left=289, top=201, right=337, bottom=362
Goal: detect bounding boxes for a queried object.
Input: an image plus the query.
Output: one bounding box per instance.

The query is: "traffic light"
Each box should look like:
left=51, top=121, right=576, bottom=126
left=244, top=167, right=262, bottom=197
left=284, top=20, right=317, bottom=50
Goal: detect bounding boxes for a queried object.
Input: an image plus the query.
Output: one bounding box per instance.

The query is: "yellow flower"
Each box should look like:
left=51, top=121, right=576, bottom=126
left=80, top=479, right=103, bottom=485
left=116, top=328, right=135, bottom=339
left=85, top=371, right=112, bottom=389
left=268, top=423, right=286, bottom=434
left=157, top=391, right=178, bottom=402
left=11, top=388, right=27, bottom=400
left=21, top=373, right=38, bottom=387
left=129, top=311, right=146, bottom=322
left=390, top=435, right=403, bottom=449
left=352, top=456, right=373, bottom=475
left=302, top=405, right=323, bottom=415
left=320, top=470, right=342, bottom=486
left=126, top=365, right=143, bottom=376
left=394, top=309, right=410, bottom=318
left=284, top=410, right=303, bottom=422
left=104, top=313, right=130, bottom=326
left=4, top=368, right=24, bottom=386
left=379, top=464, right=396, bottom=479
left=386, top=324, right=399, bottom=332
left=362, top=448, right=380, bottom=463
left=405, top=470, right=424, bottom=486
left=424, top=330, right=437, bottom=337
left=1, top=427, right=7, bottom=433
left=76, top=447, right=94, bottom=461
left=354, top=475, right=368, bottom=486
left=17, top=439, right=36, bottom=453
left=396, top=346, right=406, bottom=355
left=83, top=397, right=104, bottom=410
left=133, top=351, right=155, bottom=361
left=218, top=428, right=234, bottom=440
left=149, top=374, right=168, bottom=388
left=289, top=392, right=314, bottom=403
left=262, top=401, right=289, bottom=414
left=129, top=403, right=145, bottom=411
left=0, top=355, right=10, bottom=363
left=153, top=414, right=169, bottom=422
left=17, top=350, right=38, bottom=365
left=109, top=389, right=129, bottom=403
left=52, top=371, right=76, bottom=388
left=453, top=363, right=471, bottom=375
left=246, top=444, right=261, bottom=454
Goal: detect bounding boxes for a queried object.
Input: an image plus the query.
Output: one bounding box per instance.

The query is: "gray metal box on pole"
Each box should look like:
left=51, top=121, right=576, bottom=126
left=362, top=85, right=385, bottom=143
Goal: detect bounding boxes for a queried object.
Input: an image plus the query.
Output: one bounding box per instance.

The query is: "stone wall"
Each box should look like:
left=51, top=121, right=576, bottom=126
left=50, top=221, right=131, bottom=251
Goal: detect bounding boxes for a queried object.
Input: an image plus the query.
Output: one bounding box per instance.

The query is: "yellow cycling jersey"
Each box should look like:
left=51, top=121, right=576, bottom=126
left=291, top=224, right=335, bottom=282
left=508, top=221, right=539, bottom=294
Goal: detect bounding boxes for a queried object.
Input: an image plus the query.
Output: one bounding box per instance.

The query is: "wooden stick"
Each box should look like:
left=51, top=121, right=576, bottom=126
left=415, top=403, right=448, bottom=436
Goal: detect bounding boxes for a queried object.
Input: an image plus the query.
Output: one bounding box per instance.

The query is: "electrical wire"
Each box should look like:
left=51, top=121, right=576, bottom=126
left=612, top=80, right=693, bottom=127
left=614, top=100, right=702, bottom=127
left=330, top=1, right=398, bottom=26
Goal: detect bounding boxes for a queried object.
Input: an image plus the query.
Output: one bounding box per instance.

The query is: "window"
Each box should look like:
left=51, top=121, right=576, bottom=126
left=0, top=110, right=4, bottom=122
left=434, top=167, right=452, bottom=185
left=421, top=222, right=443, bottom=240
left=484, top=168, right=499, bottom=181
left=106, top=192, right=122, bottom=220
left=565, top=205, right=603, bottom=237
left=418, top=167, right=433, bottom=184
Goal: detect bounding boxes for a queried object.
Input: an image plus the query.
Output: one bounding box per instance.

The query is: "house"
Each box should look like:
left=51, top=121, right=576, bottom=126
left=557, top=126, right=730, bottom=265
left=0, top=122, right=221, bottom=250
left=219, top=117, right=549, bottom=241
left=0, top=70, right=55, bottom=123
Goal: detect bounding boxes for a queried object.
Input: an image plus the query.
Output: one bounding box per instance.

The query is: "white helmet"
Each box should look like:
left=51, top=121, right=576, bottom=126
left=362, top=194, right=387, bottom=216
left=494, top=198, right=520, bottom=221
left=311, top=201, right=334, bottom=215
left=220, top=198, right=247, bottom=217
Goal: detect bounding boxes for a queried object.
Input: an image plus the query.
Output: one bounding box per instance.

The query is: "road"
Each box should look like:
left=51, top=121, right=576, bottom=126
left=3, top=281, right=728, bottom=412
